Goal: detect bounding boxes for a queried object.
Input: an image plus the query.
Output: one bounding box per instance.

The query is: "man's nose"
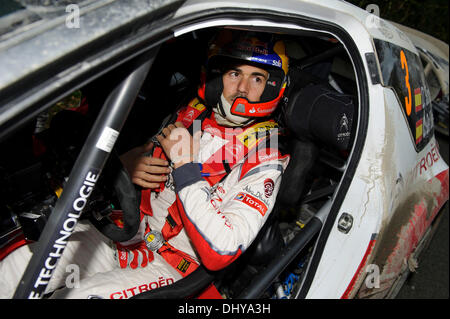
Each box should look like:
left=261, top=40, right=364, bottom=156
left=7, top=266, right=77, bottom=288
left=237, top=77, right=249, bottom=95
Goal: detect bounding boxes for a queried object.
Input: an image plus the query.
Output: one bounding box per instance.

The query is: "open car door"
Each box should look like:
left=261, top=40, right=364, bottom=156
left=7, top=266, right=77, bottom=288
left=0, top=0, right=185, bottom=299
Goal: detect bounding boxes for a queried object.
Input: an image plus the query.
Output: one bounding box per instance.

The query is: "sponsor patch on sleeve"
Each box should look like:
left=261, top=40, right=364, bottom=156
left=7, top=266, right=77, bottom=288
left=234, top=192, right=268, bottom=216
left=264, top=178, right=274, bottom=198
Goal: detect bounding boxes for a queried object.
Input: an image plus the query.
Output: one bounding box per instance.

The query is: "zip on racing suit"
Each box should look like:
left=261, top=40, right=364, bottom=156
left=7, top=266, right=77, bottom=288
left=0, top=98, right=289, bottom=299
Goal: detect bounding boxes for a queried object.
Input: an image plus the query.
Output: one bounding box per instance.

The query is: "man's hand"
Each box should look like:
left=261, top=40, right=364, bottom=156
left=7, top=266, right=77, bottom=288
left=119, top=142, right=170, bottom=189
left=156, top=122, right=200, bottom=169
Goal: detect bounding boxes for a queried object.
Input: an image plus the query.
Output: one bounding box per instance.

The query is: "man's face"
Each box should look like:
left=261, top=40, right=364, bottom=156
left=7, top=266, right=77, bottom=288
left=222, top=64, right=269, bottom=106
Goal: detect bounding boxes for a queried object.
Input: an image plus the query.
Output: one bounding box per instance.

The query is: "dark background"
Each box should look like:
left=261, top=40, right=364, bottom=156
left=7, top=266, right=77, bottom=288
left=347, top=0, right=449, bottom=43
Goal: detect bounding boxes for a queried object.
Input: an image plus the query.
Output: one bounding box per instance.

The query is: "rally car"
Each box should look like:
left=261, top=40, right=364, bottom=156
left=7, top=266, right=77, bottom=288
left=0, top=0, right=448, bottom=299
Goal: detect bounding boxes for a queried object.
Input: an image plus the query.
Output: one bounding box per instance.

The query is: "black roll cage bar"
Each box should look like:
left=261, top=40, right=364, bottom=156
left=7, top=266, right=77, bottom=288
left=13, top=52, right=155, bottom=299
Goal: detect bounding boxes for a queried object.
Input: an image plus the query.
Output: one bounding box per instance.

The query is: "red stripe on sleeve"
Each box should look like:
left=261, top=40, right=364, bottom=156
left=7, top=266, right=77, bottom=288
left=175, top=196, right=242, bottom=271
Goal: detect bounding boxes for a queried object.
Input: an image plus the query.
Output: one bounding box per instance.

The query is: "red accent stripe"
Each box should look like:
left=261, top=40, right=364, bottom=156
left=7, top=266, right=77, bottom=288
left=415, top=119, right=423, bottom=144
left=434, top=169, right=449, bottom=208
left=140, top=189, right=153, bottom=216
left=414, top=87, right=422, bottom=112
left=0, top=232, right=29, bottom=261
left=341, top=236, right=377, bottom=299
left=196, top=283, right=223, bottom=299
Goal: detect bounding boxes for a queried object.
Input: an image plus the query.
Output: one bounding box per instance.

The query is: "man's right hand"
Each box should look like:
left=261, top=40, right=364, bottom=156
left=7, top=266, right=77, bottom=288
left=119, top=142, right=170, bottom=189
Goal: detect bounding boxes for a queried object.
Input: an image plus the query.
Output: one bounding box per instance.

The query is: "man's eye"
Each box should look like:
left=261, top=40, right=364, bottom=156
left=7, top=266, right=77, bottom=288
left=253, top=77, right=264, bottom=84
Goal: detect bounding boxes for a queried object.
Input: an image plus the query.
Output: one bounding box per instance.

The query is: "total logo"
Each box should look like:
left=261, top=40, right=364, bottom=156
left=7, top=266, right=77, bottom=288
left=234, top=192, right=268, bottom=216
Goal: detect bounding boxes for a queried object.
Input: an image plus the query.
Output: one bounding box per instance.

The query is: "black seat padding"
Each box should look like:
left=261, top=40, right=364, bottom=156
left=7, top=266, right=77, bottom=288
left=276, top=139, right=318, bottom=208
left=285, top=83, right=354, bottom=151
left=245, top=84, right=355, bottom=263
left=243, top=203, right=285, bottom=266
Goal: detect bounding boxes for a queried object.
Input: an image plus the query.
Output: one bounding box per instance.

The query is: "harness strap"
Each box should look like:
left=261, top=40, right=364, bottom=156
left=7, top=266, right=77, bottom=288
left=157, top=242, right=199, bottom=277
left=161, top=201, right=183, bottom=241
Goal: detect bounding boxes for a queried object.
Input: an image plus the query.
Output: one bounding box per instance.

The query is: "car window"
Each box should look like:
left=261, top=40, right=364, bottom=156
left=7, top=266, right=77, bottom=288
left=374, top=38, right=434, bottom=151
left=0, top=0, right=23, bottom=17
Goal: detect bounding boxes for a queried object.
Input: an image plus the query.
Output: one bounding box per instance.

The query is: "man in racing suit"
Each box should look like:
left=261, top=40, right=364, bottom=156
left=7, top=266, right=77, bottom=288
left=0, top=29, right=290, bottom=299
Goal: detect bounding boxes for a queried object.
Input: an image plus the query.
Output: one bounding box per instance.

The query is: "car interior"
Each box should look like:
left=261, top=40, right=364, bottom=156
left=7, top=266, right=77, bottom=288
left=0, top=26, right=359, bottom=298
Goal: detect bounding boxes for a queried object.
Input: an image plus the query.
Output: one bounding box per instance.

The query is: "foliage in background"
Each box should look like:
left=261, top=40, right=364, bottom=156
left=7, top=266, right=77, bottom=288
left=347, top=0, right=449, bottom=44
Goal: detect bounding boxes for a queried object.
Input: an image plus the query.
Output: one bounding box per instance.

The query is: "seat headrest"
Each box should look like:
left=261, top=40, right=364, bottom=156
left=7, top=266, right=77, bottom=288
left=284, top=84, right=354, bottom=151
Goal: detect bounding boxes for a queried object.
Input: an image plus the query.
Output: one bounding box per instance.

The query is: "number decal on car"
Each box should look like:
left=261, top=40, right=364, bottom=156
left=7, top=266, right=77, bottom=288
left=400, top=49, right=412, bottom=116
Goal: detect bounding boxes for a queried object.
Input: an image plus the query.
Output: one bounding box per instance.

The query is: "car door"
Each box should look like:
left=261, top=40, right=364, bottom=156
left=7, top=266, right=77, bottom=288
left=0, top=0, right=186, bottom=298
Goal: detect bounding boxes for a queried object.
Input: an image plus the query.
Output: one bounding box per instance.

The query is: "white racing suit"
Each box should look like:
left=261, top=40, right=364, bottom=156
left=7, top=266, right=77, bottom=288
left=0, top=98, right=289, bottom=299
